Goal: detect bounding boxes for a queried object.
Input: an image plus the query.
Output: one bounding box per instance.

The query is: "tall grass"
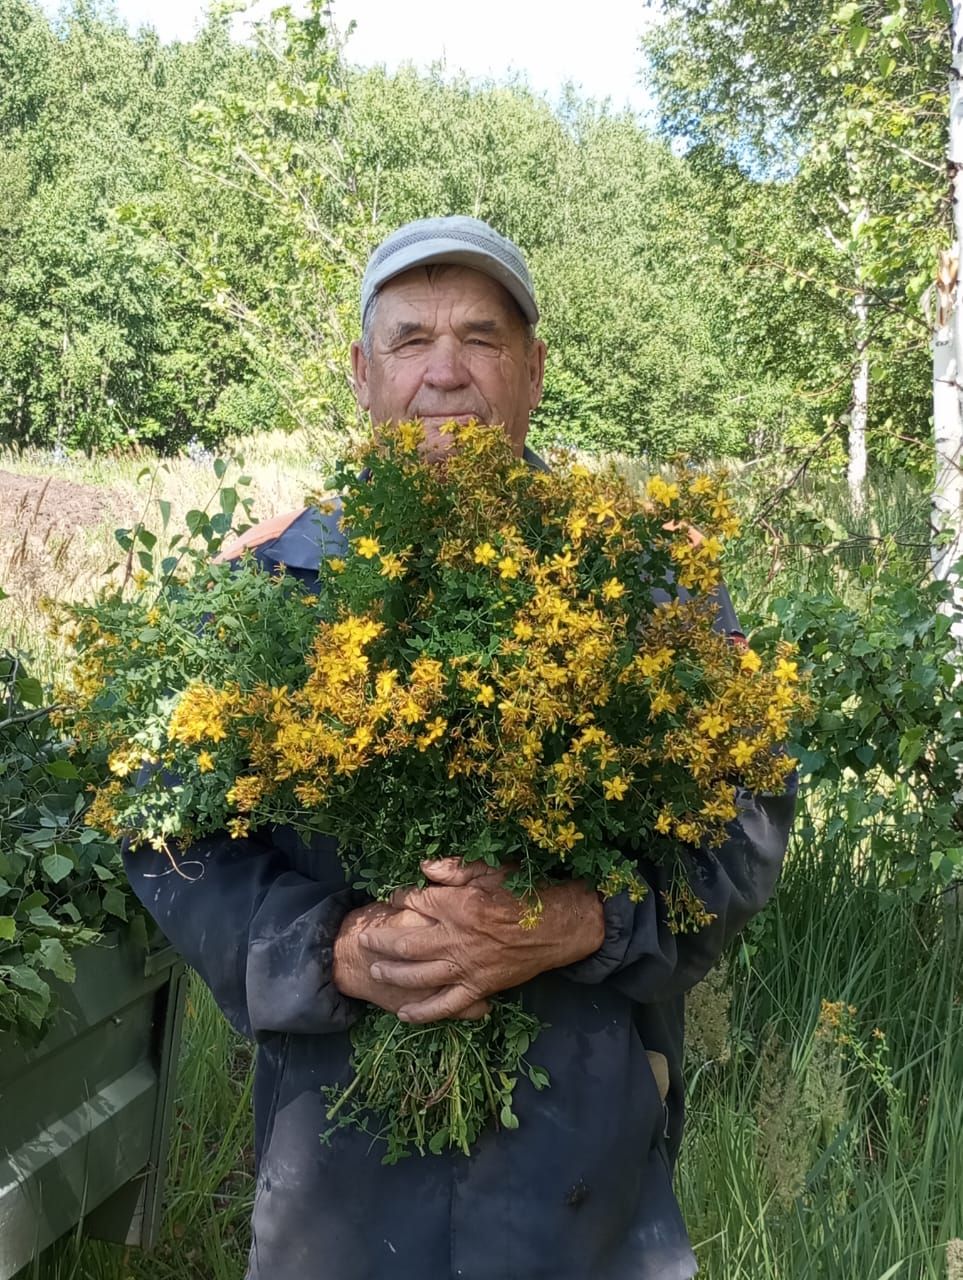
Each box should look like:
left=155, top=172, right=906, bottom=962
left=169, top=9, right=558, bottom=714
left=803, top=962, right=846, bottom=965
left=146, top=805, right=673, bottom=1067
left=682, top=826, right=962, bottom=1279
left=6, top=443, right=959, bottom=1279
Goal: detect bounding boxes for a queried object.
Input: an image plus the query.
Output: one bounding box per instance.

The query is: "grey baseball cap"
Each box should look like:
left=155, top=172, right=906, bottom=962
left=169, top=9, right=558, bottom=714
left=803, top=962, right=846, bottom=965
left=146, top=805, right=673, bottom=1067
left=360, top=216, right=539, bottom=329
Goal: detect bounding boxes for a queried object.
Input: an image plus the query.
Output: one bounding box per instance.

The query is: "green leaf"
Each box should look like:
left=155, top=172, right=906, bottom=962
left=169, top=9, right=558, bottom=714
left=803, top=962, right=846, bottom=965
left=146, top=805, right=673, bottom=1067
left=28, top=906, right=59, bottom=929
left=42, top=852, right=74, bottom=884
left=849, top=23, right=870, bottom=53
left=898, top=728, right=926, bottom=769
left=38, top=938, right=75, bottom=982
left=45, top=760, right=80, bottom=780
left=0, top=917, right=15, bottom=942
left=499, top=1104, right=519, bottom=1130
left=428, top=1127, right=450, bottom=1154
left=103, top=887, right=128, bottom=921
left=14, top=676, right=44, bottom=707
left=8, top=965, right=48, bottom=995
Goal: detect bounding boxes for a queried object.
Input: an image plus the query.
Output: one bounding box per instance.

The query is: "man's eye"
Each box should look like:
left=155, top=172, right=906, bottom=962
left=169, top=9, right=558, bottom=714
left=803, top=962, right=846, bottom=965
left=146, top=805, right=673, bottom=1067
left=468, top=338, right=494, bottom=348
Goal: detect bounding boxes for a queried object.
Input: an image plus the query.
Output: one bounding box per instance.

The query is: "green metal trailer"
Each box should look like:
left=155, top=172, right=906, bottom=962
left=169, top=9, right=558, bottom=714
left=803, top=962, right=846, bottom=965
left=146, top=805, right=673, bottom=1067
left=0, top=933, right=185, bottom=1278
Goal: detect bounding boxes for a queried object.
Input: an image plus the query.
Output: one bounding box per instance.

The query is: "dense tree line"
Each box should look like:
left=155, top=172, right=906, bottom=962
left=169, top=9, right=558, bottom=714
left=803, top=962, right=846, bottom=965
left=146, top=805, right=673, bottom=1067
left=0, top=0, right=946, bottom=470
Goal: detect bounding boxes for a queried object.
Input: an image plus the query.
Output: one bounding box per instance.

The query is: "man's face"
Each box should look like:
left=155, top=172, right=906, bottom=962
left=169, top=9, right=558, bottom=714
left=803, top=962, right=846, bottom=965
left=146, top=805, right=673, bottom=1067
left=351, top=264, right=546, bottom=460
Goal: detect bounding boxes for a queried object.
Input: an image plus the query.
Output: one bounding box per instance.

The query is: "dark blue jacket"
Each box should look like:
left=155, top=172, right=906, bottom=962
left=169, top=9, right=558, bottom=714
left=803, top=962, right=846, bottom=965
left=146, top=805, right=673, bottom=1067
left=124, top=494, right=797, bottom=1280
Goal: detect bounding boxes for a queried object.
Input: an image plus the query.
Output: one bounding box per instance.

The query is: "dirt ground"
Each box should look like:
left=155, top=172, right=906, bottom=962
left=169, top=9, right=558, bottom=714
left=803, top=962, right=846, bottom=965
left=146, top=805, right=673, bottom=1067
left=0, top=468, right=119, bottom=536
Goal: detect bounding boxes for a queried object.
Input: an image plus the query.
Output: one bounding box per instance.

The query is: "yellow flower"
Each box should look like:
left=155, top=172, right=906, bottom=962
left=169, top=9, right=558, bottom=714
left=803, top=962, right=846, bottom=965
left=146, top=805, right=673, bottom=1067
left=379, top=552, right=408, bottom=580
left=376, top=669, right=399, bottom=698
left=108, top=748, right=138, bottom=778
left=603, top=774, right=630, bottom=801
left=774, top=657, right=799, bottom=683
left=397, top=421, right=425, bottom=451
left=649, top=688, right=677, bottom=717
left=513, top=620, right=534, bottom=641
left=357, top=537, right=381, bottom=559
left=227, top=817, right=250, bottom=840
left=730, top=739, right=755, bottom=768
left=698, top=713, right=728, bottom=740
left=197, top=750, right=215, bottom=773
left=226, top=775, right=265, bottom=812
left=473, top=542, right=498, bottom=566
left=476, top=684, right=496, bottom=707
left=654, top=808, right=673, bottom=835
left=646, top=475, right=680, bottom=505
left=416, top=716, right=447, bottom=751
left=740, top=648, right=762, bottom=673
left=553, top=821, right=583, bottom=851
left=145, top=607, right=161, bottom=626
left=601, top=578, right=625, bottom=602
left=637, top=648, right=673, bottom=678
left=567, top=515, right=589, bottom=544
left=498, top=556, right=520, bottom=580
left=689, top=473, right=714, bottom=496
left=328, top=557, right=346, bottom=573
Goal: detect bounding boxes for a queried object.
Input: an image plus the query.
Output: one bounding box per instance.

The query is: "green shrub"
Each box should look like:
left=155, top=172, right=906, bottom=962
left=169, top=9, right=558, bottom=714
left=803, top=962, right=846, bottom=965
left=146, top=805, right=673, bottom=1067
left=0, top=646, right=136, bottom=1040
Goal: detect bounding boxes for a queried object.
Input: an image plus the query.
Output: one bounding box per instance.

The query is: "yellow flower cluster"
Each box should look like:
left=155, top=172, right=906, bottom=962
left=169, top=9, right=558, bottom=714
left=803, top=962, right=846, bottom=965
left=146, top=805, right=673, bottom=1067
left=70, top=420, right=808, bottom=935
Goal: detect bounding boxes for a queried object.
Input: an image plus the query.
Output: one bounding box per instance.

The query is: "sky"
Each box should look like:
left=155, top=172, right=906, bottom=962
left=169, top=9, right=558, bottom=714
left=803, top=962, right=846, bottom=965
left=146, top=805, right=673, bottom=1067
left=41, top=0, right=658, bottom=119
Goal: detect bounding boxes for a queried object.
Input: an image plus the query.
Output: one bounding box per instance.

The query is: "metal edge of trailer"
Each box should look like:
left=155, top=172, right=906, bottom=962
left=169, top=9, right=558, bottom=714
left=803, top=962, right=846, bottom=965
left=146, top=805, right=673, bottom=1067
left=0, top=931, right=186, bottom=1279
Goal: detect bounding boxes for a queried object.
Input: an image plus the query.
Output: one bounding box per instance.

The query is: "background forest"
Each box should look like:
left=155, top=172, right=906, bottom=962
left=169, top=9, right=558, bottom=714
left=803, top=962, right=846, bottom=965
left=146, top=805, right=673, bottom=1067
left=0, top=0, right=944, bottom=475
left=1, top=2, right=961, bottom=1279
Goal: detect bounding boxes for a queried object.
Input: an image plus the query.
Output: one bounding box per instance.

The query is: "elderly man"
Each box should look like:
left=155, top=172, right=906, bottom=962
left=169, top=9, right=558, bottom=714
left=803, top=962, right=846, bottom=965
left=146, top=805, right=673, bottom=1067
left=124, top=216, right=795, bottom=1280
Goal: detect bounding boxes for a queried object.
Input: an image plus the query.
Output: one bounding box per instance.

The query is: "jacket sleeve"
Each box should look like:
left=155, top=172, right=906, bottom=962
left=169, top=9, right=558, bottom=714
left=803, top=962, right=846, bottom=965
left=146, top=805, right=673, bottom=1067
left=123, top=830, right=365, bottom=1041
left=559, top=775, right=797, bottom=1003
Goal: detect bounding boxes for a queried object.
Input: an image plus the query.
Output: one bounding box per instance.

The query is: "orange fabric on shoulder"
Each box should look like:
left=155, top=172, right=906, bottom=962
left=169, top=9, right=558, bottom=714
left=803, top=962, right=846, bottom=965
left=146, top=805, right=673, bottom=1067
left=214, top=508, right=307, bottom=564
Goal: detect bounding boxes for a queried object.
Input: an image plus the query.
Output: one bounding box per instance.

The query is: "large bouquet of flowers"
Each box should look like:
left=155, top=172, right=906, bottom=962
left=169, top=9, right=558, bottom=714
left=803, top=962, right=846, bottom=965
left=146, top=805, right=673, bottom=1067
left=62, top=422, right=807, bottom=1161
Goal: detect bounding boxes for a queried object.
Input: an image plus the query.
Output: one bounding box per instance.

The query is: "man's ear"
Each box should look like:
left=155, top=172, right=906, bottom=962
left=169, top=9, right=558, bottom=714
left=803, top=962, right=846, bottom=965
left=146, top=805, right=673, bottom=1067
left=351, top=341, right=371, bottom=411
left=528, top=339, right=547, bottom=411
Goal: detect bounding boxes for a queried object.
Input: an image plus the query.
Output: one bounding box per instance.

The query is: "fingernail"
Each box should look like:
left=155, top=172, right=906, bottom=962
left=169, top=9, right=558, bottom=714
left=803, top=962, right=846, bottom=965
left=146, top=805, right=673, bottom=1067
left=370, top=964, right=382, bottom=981
left=398, top=1010, right=411, bottom=1022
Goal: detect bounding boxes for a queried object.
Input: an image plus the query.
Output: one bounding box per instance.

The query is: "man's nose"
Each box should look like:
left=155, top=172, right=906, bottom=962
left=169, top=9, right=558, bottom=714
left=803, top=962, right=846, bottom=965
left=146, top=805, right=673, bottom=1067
left=423, top=337, right=470, bottom=389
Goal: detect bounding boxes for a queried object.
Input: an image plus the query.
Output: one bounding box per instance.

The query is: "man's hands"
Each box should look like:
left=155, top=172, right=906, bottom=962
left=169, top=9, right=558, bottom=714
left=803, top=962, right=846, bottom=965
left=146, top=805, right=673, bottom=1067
left=337, top=858, right=605, bottom=1024
left=332, top=899, right=493, bottom=1019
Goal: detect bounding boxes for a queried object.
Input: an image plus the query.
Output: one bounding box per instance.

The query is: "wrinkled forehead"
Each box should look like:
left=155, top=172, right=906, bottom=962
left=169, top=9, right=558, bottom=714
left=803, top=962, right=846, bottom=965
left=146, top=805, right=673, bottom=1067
left=371, top=263, right=527, bottom=331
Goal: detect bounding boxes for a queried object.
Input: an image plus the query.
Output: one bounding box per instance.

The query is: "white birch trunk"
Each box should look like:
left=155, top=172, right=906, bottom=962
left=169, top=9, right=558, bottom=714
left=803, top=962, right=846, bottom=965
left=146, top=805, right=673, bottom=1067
left=936, top=7, right=963, bottom=933
left=932, top=3, right=963, bottom=615
left=848, top=290, right=869, bottom=509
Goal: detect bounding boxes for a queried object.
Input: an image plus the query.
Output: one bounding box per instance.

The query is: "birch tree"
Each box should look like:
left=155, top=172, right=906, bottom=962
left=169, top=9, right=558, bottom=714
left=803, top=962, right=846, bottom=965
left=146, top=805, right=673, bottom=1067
left=644, top=0, right=949, bottom=485
left=931, top=5, right=963, bottom=611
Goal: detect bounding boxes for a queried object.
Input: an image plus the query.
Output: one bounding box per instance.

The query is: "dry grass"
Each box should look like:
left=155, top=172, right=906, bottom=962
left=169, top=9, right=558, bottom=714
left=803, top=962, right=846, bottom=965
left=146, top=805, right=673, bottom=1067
left=0, top=433, right=328, bottom=679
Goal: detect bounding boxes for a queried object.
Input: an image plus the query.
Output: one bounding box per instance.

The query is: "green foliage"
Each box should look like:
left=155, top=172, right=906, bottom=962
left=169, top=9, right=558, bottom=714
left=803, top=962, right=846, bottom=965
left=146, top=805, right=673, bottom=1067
left=322, top=1000, right=547, bottom=1163
left=1, top=0, right=907, bottom=464
left=768, top=566, right=963, bottom=888
left=0, top=650, right=136, bottom=1039
left=645, top=0, right=947, bottom=473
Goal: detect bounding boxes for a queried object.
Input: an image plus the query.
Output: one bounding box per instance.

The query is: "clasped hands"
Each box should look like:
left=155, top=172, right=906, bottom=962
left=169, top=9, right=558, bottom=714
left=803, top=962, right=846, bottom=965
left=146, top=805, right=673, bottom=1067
left=332, top=858, right=606, bottom=1023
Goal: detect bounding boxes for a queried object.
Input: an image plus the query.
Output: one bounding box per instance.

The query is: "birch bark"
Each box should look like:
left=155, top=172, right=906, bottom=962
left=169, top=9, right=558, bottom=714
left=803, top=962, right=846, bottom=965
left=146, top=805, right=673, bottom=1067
left=848, top=290, right=869, bottom=509
left=931, top=2, right=963, bottom=620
